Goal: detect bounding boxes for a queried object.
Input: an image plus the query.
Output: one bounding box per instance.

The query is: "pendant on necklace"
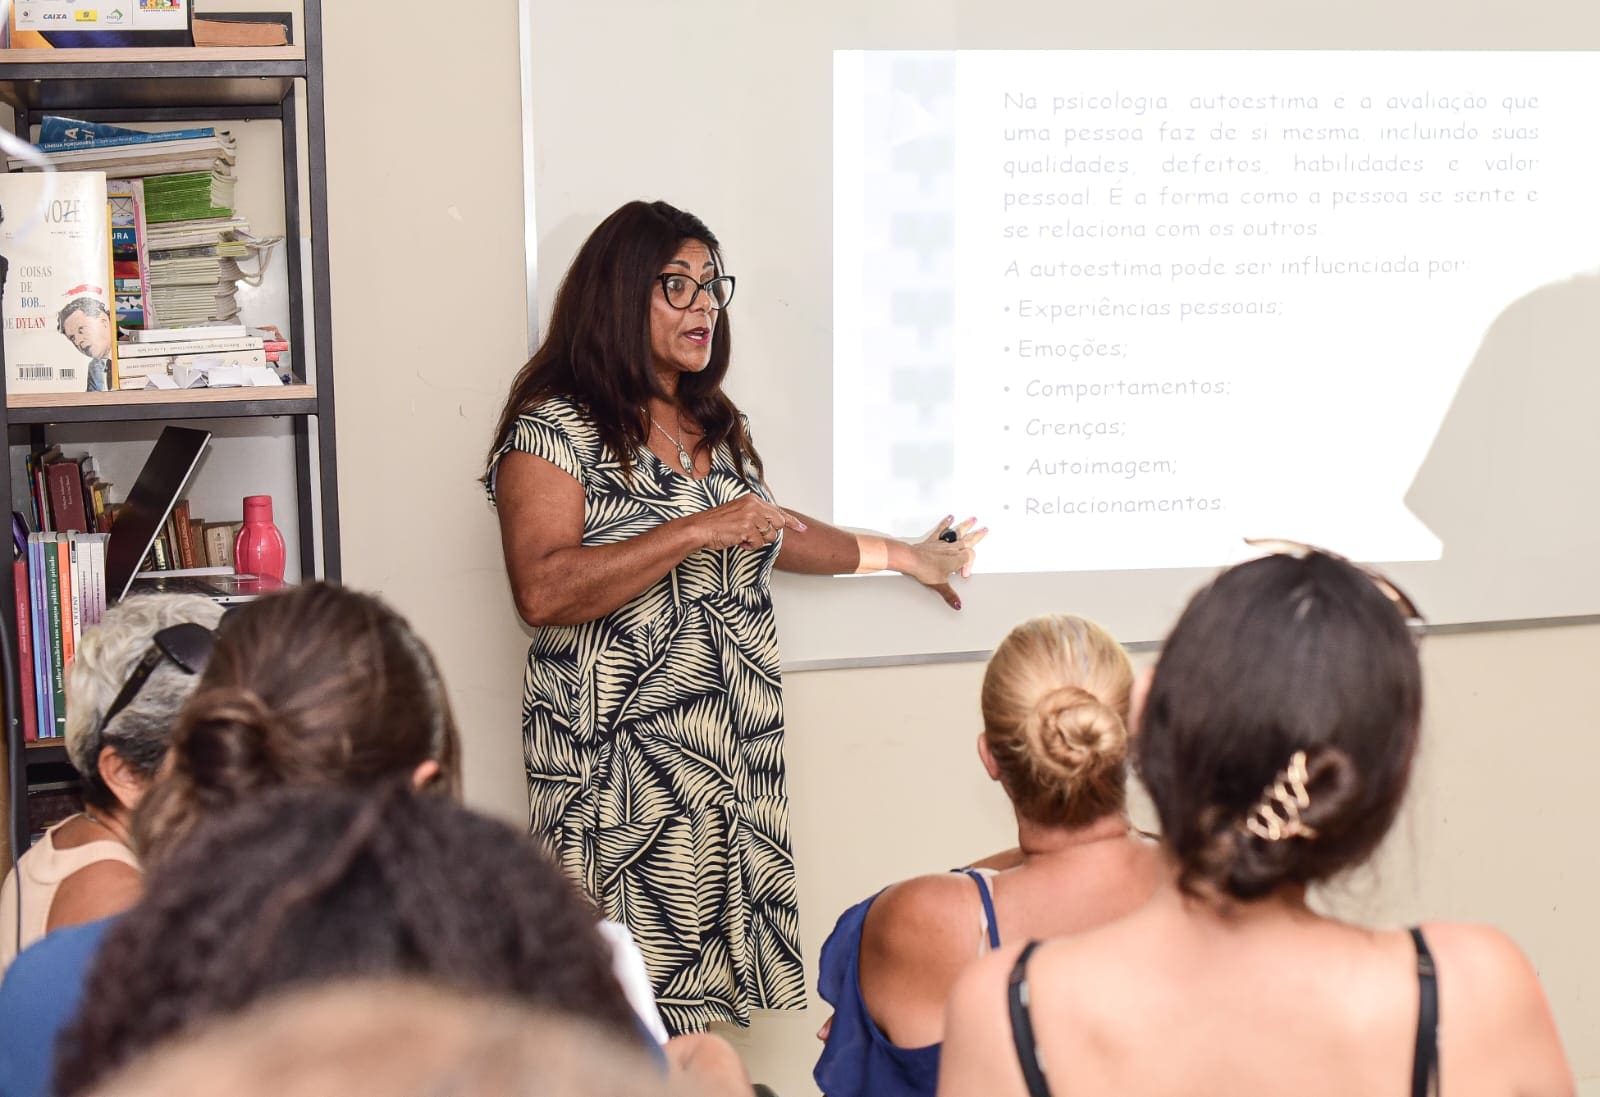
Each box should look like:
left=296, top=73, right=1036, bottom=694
left=678, top=446, right=692, bottom=471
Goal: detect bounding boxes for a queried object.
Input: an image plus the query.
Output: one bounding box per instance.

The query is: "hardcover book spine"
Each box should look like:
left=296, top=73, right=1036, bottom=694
left=46, top=460, right=89, bottom=533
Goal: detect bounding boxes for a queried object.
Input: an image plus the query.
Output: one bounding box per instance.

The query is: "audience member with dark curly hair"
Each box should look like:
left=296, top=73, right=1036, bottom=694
left=0, top=582, right=748, bottom=1097
left=55, top=785, right=642, bottom=1096
left=939, top=546, right=1573, bottom=1097
left=0, top=583, right=462, bottom=1097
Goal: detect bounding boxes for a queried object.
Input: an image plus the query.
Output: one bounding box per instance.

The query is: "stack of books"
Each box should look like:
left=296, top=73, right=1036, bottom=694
left=143, top=218, right=252, bottom=328
left=116, top=324, right=287, bottom=391
left=10, top=459, right=241, bottom=743
left=8, top=120, right=238, bottom=179
left=13, top=445, right=115, bottom=743
left=23, top=448, right=116, bottom=536
left=12, top=116, right=272, bottom=334
left=15, top=530, right=110, bottom=742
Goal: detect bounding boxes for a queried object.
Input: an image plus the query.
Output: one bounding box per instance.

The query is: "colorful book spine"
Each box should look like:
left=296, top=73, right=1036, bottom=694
left=38, top=536, right=61, bottom=737
left=55, top=536, right=74, bottom=726
left=28, top=538, right=46, bottom=737
left=13, top=558, right=38, bottom=743
left=108, top=179, right=154, bottom=333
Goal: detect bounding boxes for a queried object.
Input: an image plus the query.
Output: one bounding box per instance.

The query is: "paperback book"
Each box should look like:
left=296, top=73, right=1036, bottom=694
left=0, top=171, right=119, bottom=393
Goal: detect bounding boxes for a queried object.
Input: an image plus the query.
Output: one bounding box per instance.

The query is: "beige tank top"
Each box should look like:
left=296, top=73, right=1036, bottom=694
left=0, top=817, right=140, bottom=975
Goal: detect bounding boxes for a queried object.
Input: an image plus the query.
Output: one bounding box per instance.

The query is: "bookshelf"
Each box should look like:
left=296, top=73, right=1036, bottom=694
left=0, top=1, right=341, bottom=862
left=9, top=385, right=319, bottom=422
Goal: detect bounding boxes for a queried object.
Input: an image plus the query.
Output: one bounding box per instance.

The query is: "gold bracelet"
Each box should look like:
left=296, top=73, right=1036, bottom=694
left=854, top=534, right=889, bottom=574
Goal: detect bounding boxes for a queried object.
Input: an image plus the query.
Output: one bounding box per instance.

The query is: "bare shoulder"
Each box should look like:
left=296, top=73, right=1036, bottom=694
left=863, top=872, right=985, bottom=963
left=1418, top=920, right=1546, bottom=998
left=47, top=859, right=142, bottom=932
left=940, top=946, right=1036, bottom=1097
left=1419, top=920, right=1573, bottom=1094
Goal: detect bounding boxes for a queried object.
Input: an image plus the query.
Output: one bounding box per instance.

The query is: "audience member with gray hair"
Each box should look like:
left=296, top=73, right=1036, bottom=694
left=0, top=594, right=222, bottom=973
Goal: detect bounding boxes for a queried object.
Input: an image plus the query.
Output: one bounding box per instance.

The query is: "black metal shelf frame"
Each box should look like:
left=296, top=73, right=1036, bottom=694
left=0, top=0, right=340, bottom=855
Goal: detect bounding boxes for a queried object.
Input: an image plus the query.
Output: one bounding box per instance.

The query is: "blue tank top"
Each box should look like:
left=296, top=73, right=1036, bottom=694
left=814, top=869, right=1001, bottom=1097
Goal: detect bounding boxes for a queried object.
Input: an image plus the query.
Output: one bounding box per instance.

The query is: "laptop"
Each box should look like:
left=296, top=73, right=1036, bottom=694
left=105, top=425, right=283, bottom=605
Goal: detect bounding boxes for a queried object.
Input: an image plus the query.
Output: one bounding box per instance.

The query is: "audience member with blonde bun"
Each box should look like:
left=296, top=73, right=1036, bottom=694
left=95, top=980, right=686, bottom=1097
left=939, top=546, right=1573, bottom=1097
left=814, top=614, right=1164, bottom=1097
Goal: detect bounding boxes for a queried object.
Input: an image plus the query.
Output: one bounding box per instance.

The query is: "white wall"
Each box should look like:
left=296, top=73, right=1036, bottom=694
left=316, top=2, right=1600, bottom=1094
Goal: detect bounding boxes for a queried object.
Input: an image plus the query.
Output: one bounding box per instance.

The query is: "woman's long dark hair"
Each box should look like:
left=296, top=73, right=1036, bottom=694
left=484, top=200, right=763, bottom=483
left=1137, top=552, right=1423, bottom=901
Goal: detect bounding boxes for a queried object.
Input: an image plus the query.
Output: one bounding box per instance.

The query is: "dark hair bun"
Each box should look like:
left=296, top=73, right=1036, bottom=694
left=1186, top=744, right=1363, bottom=900
left=178, top=688, right=290, bottom=807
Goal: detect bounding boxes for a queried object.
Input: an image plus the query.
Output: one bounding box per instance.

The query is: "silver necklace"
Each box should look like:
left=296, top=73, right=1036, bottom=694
left=649, top=415, right=694, bottom=472
left=81, top=807, right=130, bottom=848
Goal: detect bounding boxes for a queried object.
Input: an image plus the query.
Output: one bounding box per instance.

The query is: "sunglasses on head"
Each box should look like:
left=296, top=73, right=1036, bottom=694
left=1244, top=538, right=1426, bottom=628
left=100, top=622, right=218, bottom=730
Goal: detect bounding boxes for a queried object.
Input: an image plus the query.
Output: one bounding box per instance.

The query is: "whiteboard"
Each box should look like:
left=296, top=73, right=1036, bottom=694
left=521, top=1, right=1600, bottom=666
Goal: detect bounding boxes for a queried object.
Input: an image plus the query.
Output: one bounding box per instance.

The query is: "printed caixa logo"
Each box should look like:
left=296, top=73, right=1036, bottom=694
left=40, top=10, right=69, bottom=20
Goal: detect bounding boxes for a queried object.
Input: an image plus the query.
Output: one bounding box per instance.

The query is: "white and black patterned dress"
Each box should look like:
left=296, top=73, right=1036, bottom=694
left=487, top=396, right=805, bottom=1034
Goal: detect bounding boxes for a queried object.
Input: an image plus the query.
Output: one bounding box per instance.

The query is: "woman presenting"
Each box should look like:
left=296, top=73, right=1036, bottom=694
left=485, top=200, right=982, bottom=1035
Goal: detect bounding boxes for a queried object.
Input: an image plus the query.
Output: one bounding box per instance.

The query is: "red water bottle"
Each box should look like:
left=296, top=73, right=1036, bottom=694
left=234, top=495, right=286, bottom=581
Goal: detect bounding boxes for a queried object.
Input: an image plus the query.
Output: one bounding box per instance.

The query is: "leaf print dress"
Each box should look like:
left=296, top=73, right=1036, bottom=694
left=487, top=396, right=805, bottom=1035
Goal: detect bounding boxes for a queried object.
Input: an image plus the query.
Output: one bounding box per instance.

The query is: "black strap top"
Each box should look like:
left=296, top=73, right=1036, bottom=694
left=1006, top=928, right=1441, bottom=1097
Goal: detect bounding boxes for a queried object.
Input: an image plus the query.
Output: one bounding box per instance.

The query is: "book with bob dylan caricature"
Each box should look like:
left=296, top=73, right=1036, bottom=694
left=0, top=172, right=119, bottom=394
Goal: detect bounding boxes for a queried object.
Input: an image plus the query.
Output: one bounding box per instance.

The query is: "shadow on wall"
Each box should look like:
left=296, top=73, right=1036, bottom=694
left=1406, top=270, right=1600, bottom=579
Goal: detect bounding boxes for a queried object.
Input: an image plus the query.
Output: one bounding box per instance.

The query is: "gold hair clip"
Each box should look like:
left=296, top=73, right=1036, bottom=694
left=1244, top=750, right=1318, bottom=842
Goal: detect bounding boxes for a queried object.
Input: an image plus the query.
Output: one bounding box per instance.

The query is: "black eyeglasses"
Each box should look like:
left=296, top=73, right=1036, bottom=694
left=101, top=622, right=218, bottom=729
left=1244, top=538, right=1426, bottom=627
left=657, top=273, right=735, bottom=311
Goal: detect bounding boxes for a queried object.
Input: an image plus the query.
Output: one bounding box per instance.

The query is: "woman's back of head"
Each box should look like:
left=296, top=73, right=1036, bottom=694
left=981, top=614, right=1133, bottom=828
left=1138, top=549, right=1423, bottom=900
left=65, top=593, right=226, bottom=809
left=134, top=582, right=462, bottom=864
left=58, top=786, right=637, bottom=1096
left=939, top=552, right=1573, bottom=1097
left=95, top=980, right=676, bottom=1097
